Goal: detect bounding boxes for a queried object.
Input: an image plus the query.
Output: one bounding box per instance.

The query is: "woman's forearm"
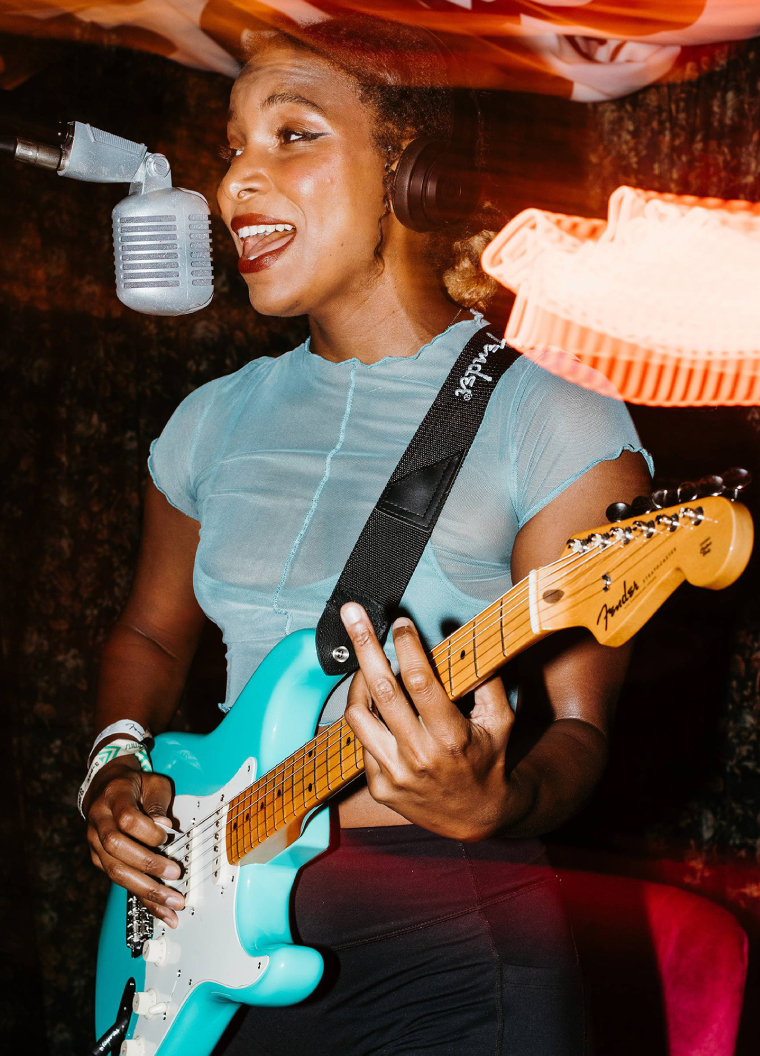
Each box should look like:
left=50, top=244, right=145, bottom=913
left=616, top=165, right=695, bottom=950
left=93, top=618, right=199, bottom=745
left=494, top=718, right=609, bottom=839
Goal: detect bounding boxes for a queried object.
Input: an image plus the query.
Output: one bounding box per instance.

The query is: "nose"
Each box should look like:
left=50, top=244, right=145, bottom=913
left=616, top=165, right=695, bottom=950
left=218, top=150, right=273, bottom=208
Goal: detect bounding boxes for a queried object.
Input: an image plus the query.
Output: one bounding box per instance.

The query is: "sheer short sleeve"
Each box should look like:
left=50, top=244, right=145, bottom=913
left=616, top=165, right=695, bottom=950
left=148, top=381, right=219, bottom=520
left=508, top=360, right=654, bottom=529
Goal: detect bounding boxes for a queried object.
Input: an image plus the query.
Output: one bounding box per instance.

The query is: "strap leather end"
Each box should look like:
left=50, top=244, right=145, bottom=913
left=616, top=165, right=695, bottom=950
left=316, top=591, right=390, bottom=675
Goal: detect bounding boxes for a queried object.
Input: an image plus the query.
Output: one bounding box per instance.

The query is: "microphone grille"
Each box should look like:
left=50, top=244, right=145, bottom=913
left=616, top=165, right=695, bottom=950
left=113, top=188, right=213, bottom=316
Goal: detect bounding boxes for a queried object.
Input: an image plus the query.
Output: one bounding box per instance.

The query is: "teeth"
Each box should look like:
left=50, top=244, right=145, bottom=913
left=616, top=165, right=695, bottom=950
left=237, top=223, right=294, bottom=238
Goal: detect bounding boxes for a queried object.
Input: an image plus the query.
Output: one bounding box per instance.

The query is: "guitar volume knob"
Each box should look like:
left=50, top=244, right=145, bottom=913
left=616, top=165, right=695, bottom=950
left=142, top=937, right=167, bottom=966
left=133, top=989, right=159, bottom=1016
left=121, top=1038, right=145, bottom=1056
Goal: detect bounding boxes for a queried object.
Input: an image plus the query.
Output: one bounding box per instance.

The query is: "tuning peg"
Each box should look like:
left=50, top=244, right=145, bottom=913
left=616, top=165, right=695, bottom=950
left=721, top=467, right=752, bottom=500
left=651, top=487, right=678, bottom=509
left=606, top=502, right=632, bottom=523
left=697, top=474, right=724, bottom=497
left=677, top=481, right=699, bottom=502
left=631, top=495, right=656, bottom=515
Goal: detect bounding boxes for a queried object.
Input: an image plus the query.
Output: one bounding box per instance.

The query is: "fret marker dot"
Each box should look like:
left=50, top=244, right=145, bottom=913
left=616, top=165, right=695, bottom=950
left=233, top=822, right=237, bottom=829
left=460, top=650, right=465, bottom=660
left=277, top=789, right=281, bottom=797
left=259, top=804, right=264, bottom=811
left=308, top=783, right=312, bottom=792
left=346, top=736, right=351, bottom=745
left=308, top=750, right=313, bottom=757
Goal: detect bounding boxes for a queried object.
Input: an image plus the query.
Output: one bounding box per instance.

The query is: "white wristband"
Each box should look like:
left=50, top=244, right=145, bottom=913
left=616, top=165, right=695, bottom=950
left=89, top=719, right=150, bottom=763
left=78, top=738, right=153, bottom=819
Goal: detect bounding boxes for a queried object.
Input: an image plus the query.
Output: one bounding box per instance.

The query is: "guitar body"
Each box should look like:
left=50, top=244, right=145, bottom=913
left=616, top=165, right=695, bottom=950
left=95, top=630, right=341, bottom=1056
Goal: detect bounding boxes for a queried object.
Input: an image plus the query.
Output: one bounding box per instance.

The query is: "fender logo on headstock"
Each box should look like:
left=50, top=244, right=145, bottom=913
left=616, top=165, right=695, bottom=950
left=700, top=537, right=712, bottom=557
left=597, top=579, right=639, bottom=631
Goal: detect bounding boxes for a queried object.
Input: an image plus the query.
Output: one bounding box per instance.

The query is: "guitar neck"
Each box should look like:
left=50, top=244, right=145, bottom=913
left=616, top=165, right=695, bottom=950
left=226, top=575, right=540, bottom=865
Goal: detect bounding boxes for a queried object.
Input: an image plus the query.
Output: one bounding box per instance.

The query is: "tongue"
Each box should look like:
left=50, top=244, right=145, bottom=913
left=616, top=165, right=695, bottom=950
left=242, top=229, right=295, bottom=261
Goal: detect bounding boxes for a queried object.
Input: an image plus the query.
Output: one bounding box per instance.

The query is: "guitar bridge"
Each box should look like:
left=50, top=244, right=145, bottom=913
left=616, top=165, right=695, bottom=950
left=126, top=893, right=154, bottom=957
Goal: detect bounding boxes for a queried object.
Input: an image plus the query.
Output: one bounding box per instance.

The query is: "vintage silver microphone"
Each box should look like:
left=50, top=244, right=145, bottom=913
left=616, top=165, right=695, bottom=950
left=2, top=120, right=213, bottom=316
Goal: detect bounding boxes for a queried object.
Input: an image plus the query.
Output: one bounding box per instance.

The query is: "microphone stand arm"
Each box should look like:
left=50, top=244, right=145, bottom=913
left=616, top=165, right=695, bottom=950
left=3, top=119, right=174, bottom=196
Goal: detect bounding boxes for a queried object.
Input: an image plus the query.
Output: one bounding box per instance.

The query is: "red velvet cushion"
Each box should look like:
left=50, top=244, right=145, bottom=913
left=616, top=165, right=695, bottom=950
left=559, top=871, right=748, bottom=1056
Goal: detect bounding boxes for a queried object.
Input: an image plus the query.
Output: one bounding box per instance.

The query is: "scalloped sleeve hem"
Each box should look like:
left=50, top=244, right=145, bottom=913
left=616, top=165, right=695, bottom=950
left=517, top=442, right=654, bottom=530
left=148, top=438, right=199, bottom=521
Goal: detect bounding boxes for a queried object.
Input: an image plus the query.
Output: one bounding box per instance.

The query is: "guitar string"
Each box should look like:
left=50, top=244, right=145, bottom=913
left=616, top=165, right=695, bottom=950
left=161, top=578, right=540, bottom=869
left=428, top=510, right=710, bottom=663
left=179, top=525, right=652, bottom=897
left=462, top=514, right=702, bottom=629
left=164, top=531, right=650, bottom=883
left=177, top=736, right=364, bottom=899
left=174, top=521, right=698, bottom=898
left=161, top=542, right=590, bottom=863
left=164, top=512, right=707, bottom=880
left=169, top=519, right=686, bottom=886
left=161, top=536, right=598, bottom=858
left=163, top=556, right=585, bottom=878
left=160, top=558, right=563, bottom=860
left=433, top=516, right=708, bottom=686
left=163, top=520, right=684, bottom=872
left=432, top=515, right=688, bottom=669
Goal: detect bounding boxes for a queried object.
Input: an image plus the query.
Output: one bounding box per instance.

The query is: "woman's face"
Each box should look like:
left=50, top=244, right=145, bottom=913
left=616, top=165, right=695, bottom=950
left=218, top=44, right=389, bottom=318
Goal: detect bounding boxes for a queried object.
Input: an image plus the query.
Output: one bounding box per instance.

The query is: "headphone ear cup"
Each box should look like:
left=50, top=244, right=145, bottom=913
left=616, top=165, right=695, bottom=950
left=392, top=137, right=446, bottom=232
left=392, top=137, right=481, bottom=233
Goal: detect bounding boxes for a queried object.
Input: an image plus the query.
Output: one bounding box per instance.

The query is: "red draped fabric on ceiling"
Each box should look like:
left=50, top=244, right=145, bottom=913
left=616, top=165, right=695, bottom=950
left=0, top=1, right=758, bottom=98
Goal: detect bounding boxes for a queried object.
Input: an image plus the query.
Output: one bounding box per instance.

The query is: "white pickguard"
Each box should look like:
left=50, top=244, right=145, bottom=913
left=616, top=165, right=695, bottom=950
left=130, top=758, right=267, bottom=1053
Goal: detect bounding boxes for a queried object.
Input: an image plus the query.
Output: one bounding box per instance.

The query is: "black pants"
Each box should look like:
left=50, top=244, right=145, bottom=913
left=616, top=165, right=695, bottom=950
left=220, top=824, right=586, bottom=1056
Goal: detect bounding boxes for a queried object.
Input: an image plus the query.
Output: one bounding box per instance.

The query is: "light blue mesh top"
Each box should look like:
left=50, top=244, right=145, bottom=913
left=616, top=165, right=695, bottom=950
left=149, top=315, right=652, bottom=713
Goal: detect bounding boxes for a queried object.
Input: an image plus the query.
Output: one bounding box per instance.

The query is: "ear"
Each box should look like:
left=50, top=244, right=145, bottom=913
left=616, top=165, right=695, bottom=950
left=383, top=139, right=415, bottom=209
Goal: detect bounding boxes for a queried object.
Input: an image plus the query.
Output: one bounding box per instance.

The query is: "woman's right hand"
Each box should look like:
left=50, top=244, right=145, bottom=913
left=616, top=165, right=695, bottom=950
left=85, top=760, right=186, bottom=928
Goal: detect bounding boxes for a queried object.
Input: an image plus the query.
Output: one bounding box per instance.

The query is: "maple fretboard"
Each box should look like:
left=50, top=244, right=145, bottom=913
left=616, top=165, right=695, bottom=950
left=225, top=578, right=535, bottom=864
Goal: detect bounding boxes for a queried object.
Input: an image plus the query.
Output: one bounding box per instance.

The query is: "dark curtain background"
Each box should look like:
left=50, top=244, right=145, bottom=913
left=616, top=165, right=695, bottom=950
left=1, top=33, right=759, bottom=1056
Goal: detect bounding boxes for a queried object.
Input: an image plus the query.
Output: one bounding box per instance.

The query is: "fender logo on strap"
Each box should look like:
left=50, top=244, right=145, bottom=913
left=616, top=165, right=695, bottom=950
left=454, top=337, right=504, bottom=400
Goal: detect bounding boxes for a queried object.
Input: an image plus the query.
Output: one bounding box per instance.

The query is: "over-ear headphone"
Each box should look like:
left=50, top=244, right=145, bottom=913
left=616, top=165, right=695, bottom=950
left=390, top=37, right=483, bottom=233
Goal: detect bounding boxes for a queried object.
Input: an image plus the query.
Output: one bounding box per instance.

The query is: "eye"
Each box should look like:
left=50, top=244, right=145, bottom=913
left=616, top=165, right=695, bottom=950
left=277, top=127, right=322, bottom=146
left=220, top=145, right=243, bottom=162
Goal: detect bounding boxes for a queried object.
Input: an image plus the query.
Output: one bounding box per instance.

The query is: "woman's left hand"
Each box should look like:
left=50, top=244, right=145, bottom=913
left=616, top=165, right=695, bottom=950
left=341, top=602, right=515, bottom=841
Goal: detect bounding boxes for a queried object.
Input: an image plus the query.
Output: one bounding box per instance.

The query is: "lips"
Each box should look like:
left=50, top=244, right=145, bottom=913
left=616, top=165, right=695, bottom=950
left=232, top=212, right=296, bottom=274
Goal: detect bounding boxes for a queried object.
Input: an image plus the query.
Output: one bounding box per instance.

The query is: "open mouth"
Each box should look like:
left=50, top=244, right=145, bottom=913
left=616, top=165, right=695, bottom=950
left=232, top=213, right=297, bottom=274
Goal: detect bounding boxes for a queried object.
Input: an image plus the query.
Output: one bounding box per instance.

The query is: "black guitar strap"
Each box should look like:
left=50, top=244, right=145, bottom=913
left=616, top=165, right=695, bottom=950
left=316, top=325, right=521, bottom=676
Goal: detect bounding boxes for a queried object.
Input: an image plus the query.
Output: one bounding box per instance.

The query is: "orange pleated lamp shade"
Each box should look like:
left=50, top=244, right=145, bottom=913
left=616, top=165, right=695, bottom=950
left=481, top=187, right=760, bottom=406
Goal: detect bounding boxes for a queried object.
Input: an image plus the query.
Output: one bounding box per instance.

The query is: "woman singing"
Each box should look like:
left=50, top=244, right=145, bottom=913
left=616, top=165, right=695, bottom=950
left=83, top=17, right=652, bottom=1054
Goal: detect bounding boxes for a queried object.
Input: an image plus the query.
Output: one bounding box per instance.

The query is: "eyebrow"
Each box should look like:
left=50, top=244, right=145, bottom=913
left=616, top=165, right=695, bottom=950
left=261, top=92, right=327, bottom=116
left=226, top=91, right=328, bottom=128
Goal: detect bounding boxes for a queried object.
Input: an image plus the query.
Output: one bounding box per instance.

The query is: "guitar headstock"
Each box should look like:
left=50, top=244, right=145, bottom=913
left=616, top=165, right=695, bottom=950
left=534, top=494, right=754, bottom=647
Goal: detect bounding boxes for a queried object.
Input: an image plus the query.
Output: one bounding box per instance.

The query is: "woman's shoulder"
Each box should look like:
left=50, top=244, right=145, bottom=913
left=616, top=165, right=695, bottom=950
left=168, top=342, right=305, bottom=424
left=176, top=353, right=275, bottom=412
left=493, top=352, right=653, bottom=528
left=148, top=344, right=305, bottom=518
left=499, top=352, right=638, bottom=433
